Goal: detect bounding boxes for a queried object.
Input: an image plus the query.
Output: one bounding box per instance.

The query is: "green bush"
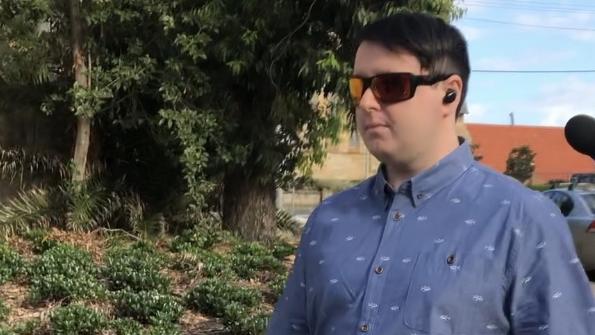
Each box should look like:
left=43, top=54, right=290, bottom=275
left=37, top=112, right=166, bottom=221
left=268, top=272, right=289, bottom=299
left=271, top=241, right=295, bottom=260
left=169, top=223, right=222, bottom=253
left=109, top=318, right=144, bottom=335
left=185, top=278, right=262, bottom=317
left=230, top=242, right=284, bottom=279
left=0, top=299, right=8, bottom=322
left=49, top=304, right=107, bottom=334
left=199, top=251, right=235, bottom=279
left=145, top=323, right=182, bottom=335
left=22, top=228, right=59, bottom=254
left=223, top=303, right=269, bottom=335
left=0, top=244, right=23, bottom=284
left=103, top=243, right=169, bottom=293
left=114, top=290, right=183, bottom=326
left=28, top=244, right=104, bottom=303
left=7, top=319, right=42, bottom=335
left=169, top=252, right=201, bottom=272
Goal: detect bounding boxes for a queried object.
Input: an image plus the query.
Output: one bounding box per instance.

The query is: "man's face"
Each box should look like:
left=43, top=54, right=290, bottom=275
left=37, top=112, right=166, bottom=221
left=353, top=41, right=447, bottom=166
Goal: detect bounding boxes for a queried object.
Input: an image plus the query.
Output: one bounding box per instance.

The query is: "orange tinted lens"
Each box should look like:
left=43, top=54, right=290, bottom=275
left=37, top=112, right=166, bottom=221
left=349, top=78, right=364, bottom=103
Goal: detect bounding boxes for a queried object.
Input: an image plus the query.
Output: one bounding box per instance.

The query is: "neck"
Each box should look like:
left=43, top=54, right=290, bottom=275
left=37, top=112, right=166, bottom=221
left=384, top=135, right=460, bottom=189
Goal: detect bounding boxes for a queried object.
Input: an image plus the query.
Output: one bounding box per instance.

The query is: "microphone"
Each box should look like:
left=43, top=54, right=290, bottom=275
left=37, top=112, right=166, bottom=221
left=564, top=114, right=595, bottom=160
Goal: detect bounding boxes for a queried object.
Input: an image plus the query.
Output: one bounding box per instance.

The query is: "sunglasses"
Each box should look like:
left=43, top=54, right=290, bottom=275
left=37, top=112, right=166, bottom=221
left=349, top=72, right=453, bottom=105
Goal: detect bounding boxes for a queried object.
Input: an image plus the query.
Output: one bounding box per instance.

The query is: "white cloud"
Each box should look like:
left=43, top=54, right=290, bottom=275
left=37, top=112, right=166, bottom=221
left=464, top=102, right=489, bottom=123
left=571, top=31, right=595, bottom=41
left=514, top=77, right=595, bottom=126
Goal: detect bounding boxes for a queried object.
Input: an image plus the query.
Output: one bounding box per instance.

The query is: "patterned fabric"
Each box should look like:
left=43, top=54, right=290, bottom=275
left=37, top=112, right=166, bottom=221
left=266, top=139, right=595, bottom=335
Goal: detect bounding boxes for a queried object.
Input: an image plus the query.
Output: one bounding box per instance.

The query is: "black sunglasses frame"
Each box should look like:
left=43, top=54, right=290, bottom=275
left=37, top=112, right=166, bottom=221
left=350, top=72, right=454, bottom=104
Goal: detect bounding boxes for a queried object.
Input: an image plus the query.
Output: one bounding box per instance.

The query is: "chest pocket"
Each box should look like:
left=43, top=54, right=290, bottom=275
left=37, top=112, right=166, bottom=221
left=403, top=250, right=509, bottom=335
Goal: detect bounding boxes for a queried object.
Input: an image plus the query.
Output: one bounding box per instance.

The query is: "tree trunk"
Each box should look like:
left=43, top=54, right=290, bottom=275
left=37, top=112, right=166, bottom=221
left=69, top=0, right=90, bottom=183
left=223, top=169, right=277, bottom=242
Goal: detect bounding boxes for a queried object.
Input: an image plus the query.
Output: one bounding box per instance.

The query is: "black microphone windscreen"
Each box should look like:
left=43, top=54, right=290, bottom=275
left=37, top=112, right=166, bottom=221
left=564, top=114, right=595, bottom=159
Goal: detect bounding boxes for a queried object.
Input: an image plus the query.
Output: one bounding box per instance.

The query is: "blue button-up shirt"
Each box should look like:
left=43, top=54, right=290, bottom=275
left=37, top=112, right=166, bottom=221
left=267, top=140, right=595, bottom=335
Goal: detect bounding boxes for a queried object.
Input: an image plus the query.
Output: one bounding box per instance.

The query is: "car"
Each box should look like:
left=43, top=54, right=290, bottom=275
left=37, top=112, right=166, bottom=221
left=543, top=186, right=595, bottom=271
left=571, top=173, right=595, bottom=185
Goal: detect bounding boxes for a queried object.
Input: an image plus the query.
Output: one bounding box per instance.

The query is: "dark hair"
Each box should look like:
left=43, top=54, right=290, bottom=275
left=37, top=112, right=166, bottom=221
left=357, top=12, right=470, bottom=118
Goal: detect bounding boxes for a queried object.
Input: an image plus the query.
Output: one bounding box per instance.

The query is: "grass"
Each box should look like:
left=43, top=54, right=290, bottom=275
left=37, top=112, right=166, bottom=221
left=0, top=226, right=296, bottom=334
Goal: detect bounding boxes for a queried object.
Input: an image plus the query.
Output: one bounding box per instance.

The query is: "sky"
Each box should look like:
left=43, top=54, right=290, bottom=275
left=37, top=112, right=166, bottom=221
left=452, top=0, right=595, bottom=126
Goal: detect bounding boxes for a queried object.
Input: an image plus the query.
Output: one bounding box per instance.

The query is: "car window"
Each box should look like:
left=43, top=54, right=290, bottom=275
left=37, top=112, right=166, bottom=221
left=581, top=194, right=595, bottom=215
left=544, top=191, right=558, bottom=202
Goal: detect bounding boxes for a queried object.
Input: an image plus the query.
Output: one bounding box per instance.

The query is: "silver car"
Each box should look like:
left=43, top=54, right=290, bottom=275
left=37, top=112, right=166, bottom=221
left=543, top=188, right=595, bottom=271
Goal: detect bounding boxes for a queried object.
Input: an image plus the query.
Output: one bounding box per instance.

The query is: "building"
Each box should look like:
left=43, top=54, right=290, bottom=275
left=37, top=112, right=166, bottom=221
left=310, top=121, right=594, bottom=187
left=467, top=123, right=594, bottom=184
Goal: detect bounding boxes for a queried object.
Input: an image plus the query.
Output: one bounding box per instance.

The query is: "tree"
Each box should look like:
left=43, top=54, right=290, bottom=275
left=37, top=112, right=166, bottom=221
left=185, top=0, right=463, bottom=241
left=69, top=0, right=91, bottom=183
left=0, top=0, right=463, bottom=241
left=505, top=145, right=536, bottom=184
left=470, top=143, right=483, bottom=161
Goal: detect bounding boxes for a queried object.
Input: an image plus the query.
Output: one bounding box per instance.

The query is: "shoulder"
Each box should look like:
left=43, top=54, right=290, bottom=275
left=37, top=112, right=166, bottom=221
left=467, top=162, right=565, bottom=235
left=306, top=177, right=375, bottom=224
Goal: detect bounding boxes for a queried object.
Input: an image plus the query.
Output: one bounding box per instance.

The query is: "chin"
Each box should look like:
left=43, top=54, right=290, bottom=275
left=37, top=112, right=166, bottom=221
left=366, top=143, right=396, bottom=162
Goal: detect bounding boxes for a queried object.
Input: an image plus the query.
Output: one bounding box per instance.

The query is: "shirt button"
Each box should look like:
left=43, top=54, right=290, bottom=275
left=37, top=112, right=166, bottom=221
left=447, top=254, right=456, bottom=265
left=416, top=193, right=425, bottom=200
left=374, top=266, right=384, bottom=274
left=392, top=211, right=404, bottom=221
left=360, top=324, right=369, bottom=332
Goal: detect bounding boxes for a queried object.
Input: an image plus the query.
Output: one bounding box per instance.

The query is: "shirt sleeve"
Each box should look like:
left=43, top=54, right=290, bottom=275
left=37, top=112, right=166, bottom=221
left=509, top=194, right=595, bottom=334
left=266, top=216, right=314, bottom=335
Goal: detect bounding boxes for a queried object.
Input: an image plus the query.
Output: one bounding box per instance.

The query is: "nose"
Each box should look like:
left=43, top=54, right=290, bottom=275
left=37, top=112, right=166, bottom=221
left=357, top=87, right=381, bottom=113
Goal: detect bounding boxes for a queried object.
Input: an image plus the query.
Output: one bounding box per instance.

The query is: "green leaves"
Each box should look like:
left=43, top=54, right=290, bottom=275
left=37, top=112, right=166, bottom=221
left=230, top=242, right=284, bottom=279
left=28, top=244, right=104, bottom=304
left=186, top=278, right=262, bottom=317
left=505, top=145, right=537, bottom=184
left=0, top=244, right=24, bottom=284
left=103, top=243, right=170, bottom=293
left=114, top=289, right=183, bottom=326
left=49, top=304, right=107, bottom=335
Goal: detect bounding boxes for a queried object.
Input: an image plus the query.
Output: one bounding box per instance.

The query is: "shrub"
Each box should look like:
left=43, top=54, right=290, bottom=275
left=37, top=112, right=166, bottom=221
left=103, top=243, right=169, bottom=293
left=198, top=251, right=235, bottom=279
left=230, top=242, right=284, bottom=279
left=271, top=240, right=295, bottom=260
left=28, top=244, right=104, bottom=303
left=49, top=304, right=107, bottom=334
left=0, top=299, right=8, bottom=322
left=7, top=319, right=42, bottom=335
left=169, top=224, right=222, bottom=253
left=109, top=318, right=144, bottom=335
left=169, top=252, right=201, bottom=272
left=268, top=272, right=289, bottom=299
left=222, top=303, right=269, bottom=335
left=114, top=290, right=183, bottom=326
left=22, top=228, right=58, bottom=254
left=145, top=323, right=182, bottom=335
left=185, top=278, right=262, bottom=317
left=0, top=244, right=23, bottom=284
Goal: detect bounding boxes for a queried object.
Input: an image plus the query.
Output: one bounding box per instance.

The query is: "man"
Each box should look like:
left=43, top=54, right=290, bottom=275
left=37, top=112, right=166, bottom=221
left=266, top=12, right=595, bottom=335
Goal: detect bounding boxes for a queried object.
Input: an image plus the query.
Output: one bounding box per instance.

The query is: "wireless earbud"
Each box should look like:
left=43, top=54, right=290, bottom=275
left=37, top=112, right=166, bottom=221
left=443, top=89, right=457, bottom=104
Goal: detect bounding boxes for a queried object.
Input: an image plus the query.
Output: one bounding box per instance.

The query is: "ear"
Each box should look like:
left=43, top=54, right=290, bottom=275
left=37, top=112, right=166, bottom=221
left=441, top=74, right=464, bottom=118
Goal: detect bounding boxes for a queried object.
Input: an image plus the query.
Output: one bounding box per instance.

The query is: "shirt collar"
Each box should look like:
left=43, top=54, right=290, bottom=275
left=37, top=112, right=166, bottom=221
left=372, top=137, right=474, bottom=207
